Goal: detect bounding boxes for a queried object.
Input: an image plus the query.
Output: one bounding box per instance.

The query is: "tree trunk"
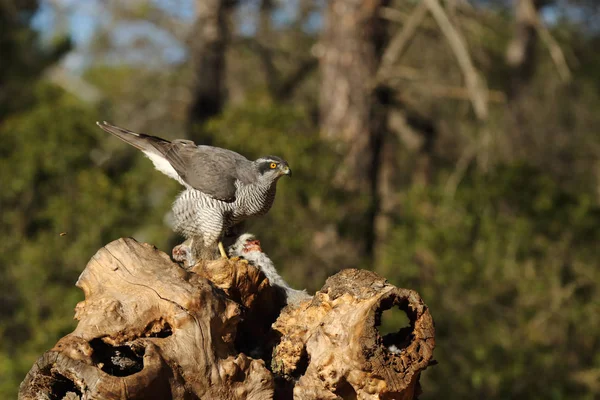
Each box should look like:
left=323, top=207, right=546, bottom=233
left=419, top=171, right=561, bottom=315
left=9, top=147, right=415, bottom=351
left=318, top=0, right=390, bottom=261
left=19, top=238, right=435, bottom=399
left=506, top=0, right=541, bottom=139
left=504, top=0, right=545, bottom=161
left=506, top=0, right=541, bottom=95
left=187, top=0, right=235, bottom=140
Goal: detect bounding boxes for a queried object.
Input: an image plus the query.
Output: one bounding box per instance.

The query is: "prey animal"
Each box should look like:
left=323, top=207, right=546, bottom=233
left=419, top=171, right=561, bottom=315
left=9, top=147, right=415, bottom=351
left=97, top=121, right=291, bottom=258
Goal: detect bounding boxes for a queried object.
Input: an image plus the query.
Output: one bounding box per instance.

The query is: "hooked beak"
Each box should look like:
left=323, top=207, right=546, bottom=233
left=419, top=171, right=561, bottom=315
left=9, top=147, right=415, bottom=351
left=282, top=165, right=292, bottom=177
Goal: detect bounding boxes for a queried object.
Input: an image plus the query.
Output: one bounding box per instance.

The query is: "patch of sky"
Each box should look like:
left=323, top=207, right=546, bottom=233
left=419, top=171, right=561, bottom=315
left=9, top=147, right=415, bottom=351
left=302, top=9, right=322, bottom=33
left=237, top=0, right=261, bottom=37
left=235, top=0, right=323, bottom=36
left=107, top=20, right=187, bottom=65
left=272, top=0, right=298, bottom=29
left=31, top=0, right=187, bottom=71
left=32, top=0, right=100, bottom=46
left=151, top=0, right=195, bottom=22
left=31, top=0, right=55, bottom=40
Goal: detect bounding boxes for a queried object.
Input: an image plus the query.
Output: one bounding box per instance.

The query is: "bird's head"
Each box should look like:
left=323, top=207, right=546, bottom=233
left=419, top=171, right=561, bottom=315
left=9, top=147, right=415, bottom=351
left=255, top=156, right=292, bottom=182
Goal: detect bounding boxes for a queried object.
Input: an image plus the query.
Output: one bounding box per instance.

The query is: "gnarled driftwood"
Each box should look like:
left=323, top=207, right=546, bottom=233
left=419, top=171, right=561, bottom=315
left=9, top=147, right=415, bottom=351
left=19, top=238, right=435, bottom=399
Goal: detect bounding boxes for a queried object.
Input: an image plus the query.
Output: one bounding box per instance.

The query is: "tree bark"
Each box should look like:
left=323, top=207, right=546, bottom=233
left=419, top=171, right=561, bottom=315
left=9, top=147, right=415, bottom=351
left=505, top=0, right=542, bottom=150
left=273, top=269, right=435, bottom=399
left=506, top=0, right=541, bottom=98
left=19, top=238, right=435, bottom=399
left=318, top=0, right=390, bottom=261
left=187, top=0, right=235, bottom=140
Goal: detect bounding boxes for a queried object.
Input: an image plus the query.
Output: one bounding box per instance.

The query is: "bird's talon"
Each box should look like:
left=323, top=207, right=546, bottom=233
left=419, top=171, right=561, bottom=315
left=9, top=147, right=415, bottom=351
left=229, top=256, right=249, bottom=265
left=218, top=241, right=229, bottom=259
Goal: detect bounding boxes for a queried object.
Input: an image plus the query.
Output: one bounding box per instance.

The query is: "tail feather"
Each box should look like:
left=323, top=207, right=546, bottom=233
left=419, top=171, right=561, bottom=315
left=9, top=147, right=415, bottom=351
left=96, top=121, right=169, bottom=153
left=97, top=121, right=185, bottom=184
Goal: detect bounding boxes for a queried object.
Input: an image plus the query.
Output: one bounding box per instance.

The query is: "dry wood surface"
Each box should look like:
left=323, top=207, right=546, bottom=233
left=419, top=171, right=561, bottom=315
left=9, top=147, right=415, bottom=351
left=19, top=238, right=435, bottom=399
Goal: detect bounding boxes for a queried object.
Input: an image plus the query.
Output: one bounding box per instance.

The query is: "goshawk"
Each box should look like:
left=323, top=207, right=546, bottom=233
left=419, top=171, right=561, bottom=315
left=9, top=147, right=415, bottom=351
left=97, top=121, right=291, bottom=258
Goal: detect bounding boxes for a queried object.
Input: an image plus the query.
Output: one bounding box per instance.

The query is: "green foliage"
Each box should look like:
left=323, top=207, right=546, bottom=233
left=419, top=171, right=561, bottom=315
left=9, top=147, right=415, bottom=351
left=0, top=83, right=173, bottom=397
left=377, top=165, right=600, bottom=399
left=0, top=1, right=71, bottom=118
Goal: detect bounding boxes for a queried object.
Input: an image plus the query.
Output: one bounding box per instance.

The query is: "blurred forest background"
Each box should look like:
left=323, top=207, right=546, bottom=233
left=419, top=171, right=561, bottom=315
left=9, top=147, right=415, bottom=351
left=1, top=0, right=600, bottom=398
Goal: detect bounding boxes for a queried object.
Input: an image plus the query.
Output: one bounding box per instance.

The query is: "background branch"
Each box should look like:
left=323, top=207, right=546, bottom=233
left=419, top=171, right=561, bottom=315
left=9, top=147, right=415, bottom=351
left=424, top=0, right=489, bottom=121
left=377, top=2, right=429, bottom=82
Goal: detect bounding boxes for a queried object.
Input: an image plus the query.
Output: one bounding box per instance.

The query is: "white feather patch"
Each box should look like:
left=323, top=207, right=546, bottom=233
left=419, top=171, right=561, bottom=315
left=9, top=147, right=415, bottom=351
left=143, top=151, right=187, bottom=186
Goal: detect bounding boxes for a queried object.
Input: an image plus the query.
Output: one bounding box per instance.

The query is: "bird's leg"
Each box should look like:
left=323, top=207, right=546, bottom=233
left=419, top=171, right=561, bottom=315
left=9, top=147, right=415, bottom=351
left=221, top=235, right=249, bottom=264
left=218, top=241, right=228, bottom=259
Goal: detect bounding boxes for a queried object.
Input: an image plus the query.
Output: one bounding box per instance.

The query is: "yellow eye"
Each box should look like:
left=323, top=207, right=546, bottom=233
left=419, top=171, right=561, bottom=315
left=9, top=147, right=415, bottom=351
left=270, top=162, right=277, bottom=169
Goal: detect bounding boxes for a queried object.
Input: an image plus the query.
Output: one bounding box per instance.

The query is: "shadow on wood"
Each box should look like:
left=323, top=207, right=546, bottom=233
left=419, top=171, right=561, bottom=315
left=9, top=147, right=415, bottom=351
left=19, top=238, right=435, bottom=399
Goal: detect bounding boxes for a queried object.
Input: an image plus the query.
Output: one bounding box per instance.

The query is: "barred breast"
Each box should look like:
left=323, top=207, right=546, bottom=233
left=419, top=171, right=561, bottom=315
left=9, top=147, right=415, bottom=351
left=171, top=180, right=277, bottom=247
left=231, top=181, right=277, bottom=222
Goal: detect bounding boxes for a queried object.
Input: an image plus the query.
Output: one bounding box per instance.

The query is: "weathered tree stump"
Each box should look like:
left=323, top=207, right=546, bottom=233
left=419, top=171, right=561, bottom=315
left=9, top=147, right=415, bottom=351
left=19, top=238, right=435, bottom=399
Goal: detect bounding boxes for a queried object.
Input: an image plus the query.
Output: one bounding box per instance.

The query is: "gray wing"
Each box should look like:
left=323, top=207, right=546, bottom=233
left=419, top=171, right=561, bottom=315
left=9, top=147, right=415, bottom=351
left=97, top=121, right=256, bottom=202
left=164, top=143, right=256, bottom=202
